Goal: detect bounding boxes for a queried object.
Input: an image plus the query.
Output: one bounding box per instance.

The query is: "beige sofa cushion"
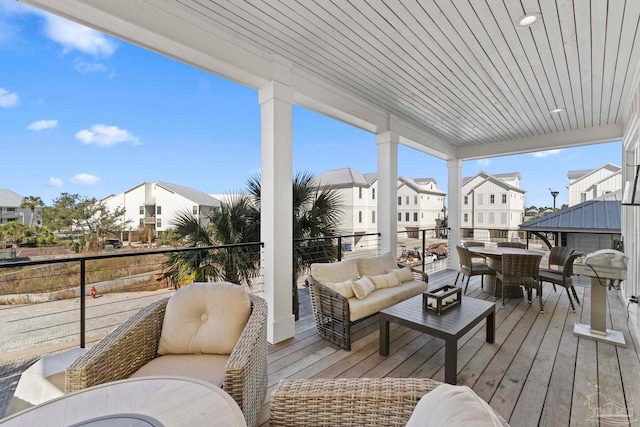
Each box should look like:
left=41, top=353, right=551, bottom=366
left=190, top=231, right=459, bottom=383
left=352, top=276, right=375, bottom=300
left=406, top=384, right=505, bottom=426
left=158, top=282, right=251, bottom=355
left=130, top=354, right=229, bottom=387
left=349, top=280, right=428, bottom=321
left=389, top=266, right=414, bottom=283
left=326, top=280, right=355, bottom=299
left=357, top=253, right=398, bottom=277
left=311, top=259, right=359, bottom=284
left=369, top=272, right=400, bottom=289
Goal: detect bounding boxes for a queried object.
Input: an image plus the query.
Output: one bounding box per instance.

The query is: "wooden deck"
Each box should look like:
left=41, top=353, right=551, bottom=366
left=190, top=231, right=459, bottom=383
left=258, top=269, right=640, bottom=427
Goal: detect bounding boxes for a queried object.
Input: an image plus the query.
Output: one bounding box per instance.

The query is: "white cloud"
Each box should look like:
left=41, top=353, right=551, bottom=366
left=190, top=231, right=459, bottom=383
left=73, top=58, right=107, bottom=74
left=75, top=124, right=140, bottom=147
left=477, top=158, right=491, bottom=166
left=0, top=88, right=18, bottom=107
left=48, top=177, right=63, bottom=187
left=71, top=173, right=100, bottom=185
left=43, top=14, right=116, bottom=57
left=27, top=119, right=58, bottom=131
left=532, top=149, right=562, bottom=158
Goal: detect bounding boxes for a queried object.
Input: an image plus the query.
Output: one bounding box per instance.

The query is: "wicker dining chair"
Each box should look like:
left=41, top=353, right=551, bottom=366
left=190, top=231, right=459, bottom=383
left=496, top=253, right=543, bottom=313
left=538, top=246, right=574, bottom=292
left=496, top=241, right=527, bottom=249
left=462, top=240, right=487, bottom=262
left=455, top=245, right=496, bottom=294
left=539, top=252, right=582, bottom=312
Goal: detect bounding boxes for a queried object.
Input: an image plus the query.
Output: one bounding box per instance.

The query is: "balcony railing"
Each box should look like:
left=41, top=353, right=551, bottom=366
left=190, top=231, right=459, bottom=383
left=143, top=216, right=156, bottom=224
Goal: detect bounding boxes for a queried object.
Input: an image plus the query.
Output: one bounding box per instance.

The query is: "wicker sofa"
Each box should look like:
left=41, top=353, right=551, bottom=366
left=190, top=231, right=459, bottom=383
left=308, top=253, right=429, bottom=350
left=270, top=378, right=510, bottom=426
left=65, top=283, right=268, bottom=427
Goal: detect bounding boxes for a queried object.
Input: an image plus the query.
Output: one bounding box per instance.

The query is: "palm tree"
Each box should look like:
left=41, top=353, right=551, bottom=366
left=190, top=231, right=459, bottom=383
left=20, top=196, right=44, bottom=227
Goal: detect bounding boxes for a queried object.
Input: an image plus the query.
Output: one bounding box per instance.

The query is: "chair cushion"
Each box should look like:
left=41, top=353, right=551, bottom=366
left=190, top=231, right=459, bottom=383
left=158, top=282, right=251, bottom=355
left=130, top=354, right=229, bottom=387
left=311, top=259, right=359, bottom=284
left=352, top=276, right=375, bottom=300
left=357, top=253, right=397, bottom=277
left=406, top=384, right=506, bottom=427
left=369, top=272, right=400, bottom=289
left=348, top=280, right=428, bottom=321
left=326, top=279, right=355, bottom=299
left=389, top=266, right=414, bottom=283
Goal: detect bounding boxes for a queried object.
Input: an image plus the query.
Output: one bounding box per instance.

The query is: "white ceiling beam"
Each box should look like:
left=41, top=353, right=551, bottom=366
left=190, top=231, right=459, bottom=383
left=457, top=123, right=624, bottom=160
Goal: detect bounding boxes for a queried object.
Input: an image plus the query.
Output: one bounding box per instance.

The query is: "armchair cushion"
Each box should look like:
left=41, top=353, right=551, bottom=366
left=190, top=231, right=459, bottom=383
left=158, top=282, right=251, bottom=355
left=310, top=259, right=359, bottom=284
left=349, top=280, right=428, bottom=321
left=369, top=272, right=400, bottom=289
left=406, top=384, right=505, bottom=427
left=357, top=252, right=397, bottom=277
left=130, top=354, right=229, bottom=387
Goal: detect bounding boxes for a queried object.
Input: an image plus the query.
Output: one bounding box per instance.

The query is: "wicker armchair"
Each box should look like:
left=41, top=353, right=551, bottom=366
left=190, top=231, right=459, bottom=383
left=65, top=293, right=268, bottom=427
left=463, top=240, right=487, bottom=262
left=496, top=254, right=543, bottom=313
left=539, top=252, right=582, bottom=312
left=308, top=264, right=428, bottom=351
left=270, top=378, right=510, bottom=427
left=538, top=246, right=574, bottom=292
left=454, top=245, right=496, bottom=294
left=496, top=241, right=527, bottom=249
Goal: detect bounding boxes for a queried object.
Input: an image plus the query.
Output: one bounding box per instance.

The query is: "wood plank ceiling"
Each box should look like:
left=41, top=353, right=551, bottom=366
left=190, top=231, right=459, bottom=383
left=168, top=0, right=640, bottom=148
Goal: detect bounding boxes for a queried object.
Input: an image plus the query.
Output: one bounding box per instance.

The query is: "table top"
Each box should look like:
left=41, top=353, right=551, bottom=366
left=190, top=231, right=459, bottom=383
left=380, top=295, right=495, bottom=339
left=467, top=246, right=544, bottom=257
left=0, top=376, right=247, bottom=427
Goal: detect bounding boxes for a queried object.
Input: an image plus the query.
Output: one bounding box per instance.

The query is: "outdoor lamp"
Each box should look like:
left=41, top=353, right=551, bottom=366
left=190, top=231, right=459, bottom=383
left=622, top=165, right=640, bottom=206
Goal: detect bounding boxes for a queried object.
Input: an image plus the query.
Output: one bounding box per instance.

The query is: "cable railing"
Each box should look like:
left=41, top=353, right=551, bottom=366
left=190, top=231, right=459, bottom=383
left=460, top=228, right=552, bottom=250
left=397, top=227, right=450, bottom=273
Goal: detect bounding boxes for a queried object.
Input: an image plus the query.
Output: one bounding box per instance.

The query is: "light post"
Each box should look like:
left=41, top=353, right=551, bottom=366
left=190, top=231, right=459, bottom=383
left=549, top=188, right=559, bottom=211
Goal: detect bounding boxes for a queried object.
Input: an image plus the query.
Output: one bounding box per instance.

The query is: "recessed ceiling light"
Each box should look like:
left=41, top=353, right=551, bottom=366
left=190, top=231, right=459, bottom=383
left=549, top=108, right=564, bottom=114
left=516, top=12, right=542, bottom=28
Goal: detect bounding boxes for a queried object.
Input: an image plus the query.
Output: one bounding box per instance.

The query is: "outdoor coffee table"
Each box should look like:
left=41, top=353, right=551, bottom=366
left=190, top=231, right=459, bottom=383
left=379, top=295, right=495, bottom=385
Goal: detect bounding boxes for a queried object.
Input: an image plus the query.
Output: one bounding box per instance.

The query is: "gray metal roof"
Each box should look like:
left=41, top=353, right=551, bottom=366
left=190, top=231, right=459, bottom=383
left=399, top=177, right=446, bottom=195
left=519, top=190, right=621, bottom=233
left=463, top=171, right=525, bottom=194
left=567, top=163, right=621, bottom=182
left=156, top=181, right=221, bottom=207
left=0, top=189, right=24, bottom=207
left=363, top=173, right=377, bottom=185
left=315, top=168, right=369, bottom=188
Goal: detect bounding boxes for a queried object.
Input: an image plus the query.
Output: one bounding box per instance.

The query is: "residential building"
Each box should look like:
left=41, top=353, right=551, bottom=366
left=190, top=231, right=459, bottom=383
left=102, top=181, right=221, bottom=237
left=0, top=190, right=42, bottom=227
left=566, top=163, right=622, bottom=206
left=396, top=177, right=447, bottom=233
left=461, top=172, right=525, bottom=240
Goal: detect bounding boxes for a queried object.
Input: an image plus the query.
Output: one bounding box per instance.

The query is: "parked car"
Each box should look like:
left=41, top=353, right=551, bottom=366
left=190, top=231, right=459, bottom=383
left=105, top=239, right=123, bottom=249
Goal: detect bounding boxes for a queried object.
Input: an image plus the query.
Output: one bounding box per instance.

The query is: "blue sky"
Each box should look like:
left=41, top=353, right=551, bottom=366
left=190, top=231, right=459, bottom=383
left=0, top=1, right=621, bottom=209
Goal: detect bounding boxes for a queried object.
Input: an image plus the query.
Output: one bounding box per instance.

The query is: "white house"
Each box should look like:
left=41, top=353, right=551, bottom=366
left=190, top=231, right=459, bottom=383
left=102, top=181, right=221, bottom=237
left=396, top=177, right=447, bottom=232
left=566, top=163, right=622, bottom=206
left=461, top=172, right=526, bottom=239
left=0, top=190, right=42, bottom=227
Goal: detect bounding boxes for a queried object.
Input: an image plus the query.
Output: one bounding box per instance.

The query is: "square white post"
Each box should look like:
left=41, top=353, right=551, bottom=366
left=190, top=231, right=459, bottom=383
left=259, top=80, right=295, bottom=344
left=447, top=159, right=462, bottom=269
left=376, top=131, right=399, bottom=256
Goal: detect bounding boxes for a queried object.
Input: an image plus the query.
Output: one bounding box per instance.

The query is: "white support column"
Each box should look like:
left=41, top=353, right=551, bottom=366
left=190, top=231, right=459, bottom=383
left=447, top=159, right=462, bottom=270
left=259, top=79, right=295, bottom=344
left=376, top=131, right=399, bottom=256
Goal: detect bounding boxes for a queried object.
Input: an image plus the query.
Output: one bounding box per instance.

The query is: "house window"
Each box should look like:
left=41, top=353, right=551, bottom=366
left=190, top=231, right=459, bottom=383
left=398, top=213, right=402, bottom=221
left=464, top=196, right=468, bottom=205
left=405, top=212, right=410, bottom=222
left=464, top=213, right=468, bottom=222
left=502, top=194, right=507, bottom=203
left=358, top=211, right=362, bottom=223
left=193, top=206, right=198, bottom=214
left=398, top=197, right=402, bottom=205
left=406, top=196, right=409, bottom=204
left=421, top=213, right=423, bottom=219
left=157, top=218, right=162, bottom=228
left=372, top=211, right=376, bottom=223
left=139, top=219, right=144, bottom=227
left=500, top=212, right=507, bottom=225
left=490, top=195, right=495, bottom=204
left=156, top=206, right=162, bottom=215
left=414, top=196, right=418, bottom=204
left=359, top=188, right=362, bottom=199
left=478, top=194, right=483, bottom=205
left=489, top=212, right=495, bottom=224
left=478, top=213, right=484, bottom=224
left=139, top=206, right=144, bottom=215
left=413, top=212, right=418, bottom=222
left=6, top=207, right=15, bottom=212
left=580, top=193, right=587, bottom=203
left=372, top=188, right=375, bottom=199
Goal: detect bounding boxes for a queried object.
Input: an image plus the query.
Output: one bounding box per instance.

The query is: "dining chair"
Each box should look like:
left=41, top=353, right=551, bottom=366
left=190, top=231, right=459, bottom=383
left=455, top=245, right=496, bottom=294
left=496, top=254, right=543, bottom=313
left=462, top=241, right=487, bottom=263
left=496, top=242, right=527, bottom=249
left=538, top=252, right=582, bottom=312
left=538, top=246, right=574, bottom=292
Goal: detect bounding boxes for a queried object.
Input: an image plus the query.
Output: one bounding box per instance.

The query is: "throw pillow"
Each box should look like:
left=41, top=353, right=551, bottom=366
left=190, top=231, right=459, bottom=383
left=369, top=272, right=400, bottom=289
left=351, top=276, right=375, bottom=300
left=405, top=384, right=505, bottom=427
left=326, top=280, right=355, bottom=299
left=158, top=282, right=251, bottom=355
left=310, top=259, right=359, bottom=283
left=356, top=253, right=398, bottom=277
left=389, top=266, right=414, bottom=283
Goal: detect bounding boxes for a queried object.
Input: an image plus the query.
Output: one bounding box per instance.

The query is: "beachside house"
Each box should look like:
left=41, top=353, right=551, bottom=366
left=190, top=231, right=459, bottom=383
left=567, top=163, right=622, bottom=206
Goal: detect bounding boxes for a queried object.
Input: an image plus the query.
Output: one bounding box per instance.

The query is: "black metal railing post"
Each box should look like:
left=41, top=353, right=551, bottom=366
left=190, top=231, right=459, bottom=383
left=337, top=236, right=342, bottom=261
left=421, top=229, right=426, bottom=271
left=80, top=259, right=86, bottom=348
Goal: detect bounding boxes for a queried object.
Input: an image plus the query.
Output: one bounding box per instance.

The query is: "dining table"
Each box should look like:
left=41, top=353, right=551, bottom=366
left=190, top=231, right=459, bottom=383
left=466, top=246, right=545, bottom=298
